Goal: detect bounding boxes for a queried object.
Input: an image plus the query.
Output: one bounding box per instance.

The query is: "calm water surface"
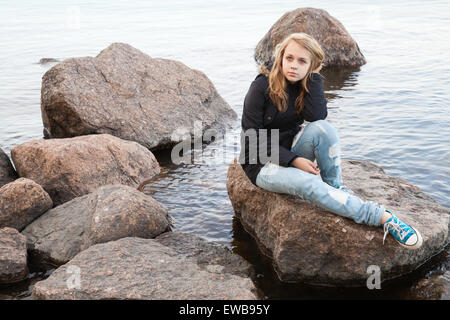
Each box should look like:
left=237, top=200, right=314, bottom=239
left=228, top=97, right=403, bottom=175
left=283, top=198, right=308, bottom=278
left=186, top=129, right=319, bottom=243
left=0, top=0, right=449, bottom=299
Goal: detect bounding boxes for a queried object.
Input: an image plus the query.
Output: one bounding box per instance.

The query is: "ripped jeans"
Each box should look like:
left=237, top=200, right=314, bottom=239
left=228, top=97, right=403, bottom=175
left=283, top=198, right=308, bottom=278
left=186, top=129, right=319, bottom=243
left=255, top=120, right=385, bottom=226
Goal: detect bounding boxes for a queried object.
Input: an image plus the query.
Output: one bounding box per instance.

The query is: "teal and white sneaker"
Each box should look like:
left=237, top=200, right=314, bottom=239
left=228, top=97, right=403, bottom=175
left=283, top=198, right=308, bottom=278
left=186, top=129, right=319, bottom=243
left=382, top=209, right=423, bottom=250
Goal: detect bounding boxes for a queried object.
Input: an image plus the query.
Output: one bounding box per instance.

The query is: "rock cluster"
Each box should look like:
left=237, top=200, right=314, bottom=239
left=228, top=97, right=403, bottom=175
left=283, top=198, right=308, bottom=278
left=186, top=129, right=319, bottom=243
left=22, top=184, right=172, bottom=268
left=1, top=43, right=251, bottom=299
left=11, top=134, right=160, bottom=206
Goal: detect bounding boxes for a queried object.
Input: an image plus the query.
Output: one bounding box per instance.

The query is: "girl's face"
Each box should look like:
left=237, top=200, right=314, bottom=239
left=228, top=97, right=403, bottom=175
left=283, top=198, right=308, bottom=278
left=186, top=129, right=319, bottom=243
left=282, top=40, right=312, bottom=84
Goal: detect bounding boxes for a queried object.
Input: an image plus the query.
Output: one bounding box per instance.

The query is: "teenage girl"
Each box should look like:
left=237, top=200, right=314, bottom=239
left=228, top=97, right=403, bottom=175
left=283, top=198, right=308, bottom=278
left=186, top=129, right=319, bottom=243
left=240, top=32, right=422, bottom=249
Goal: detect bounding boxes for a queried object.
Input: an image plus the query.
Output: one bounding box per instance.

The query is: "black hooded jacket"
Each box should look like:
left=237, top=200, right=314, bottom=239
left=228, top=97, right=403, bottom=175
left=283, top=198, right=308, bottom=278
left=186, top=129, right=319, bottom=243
left=239, top=72, right=328, bottom=186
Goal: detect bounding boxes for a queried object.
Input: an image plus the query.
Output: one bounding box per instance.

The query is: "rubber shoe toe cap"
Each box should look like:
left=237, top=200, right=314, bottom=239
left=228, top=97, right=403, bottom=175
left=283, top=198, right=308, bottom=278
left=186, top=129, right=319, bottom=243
left=401, top=228, right=423, bottom=250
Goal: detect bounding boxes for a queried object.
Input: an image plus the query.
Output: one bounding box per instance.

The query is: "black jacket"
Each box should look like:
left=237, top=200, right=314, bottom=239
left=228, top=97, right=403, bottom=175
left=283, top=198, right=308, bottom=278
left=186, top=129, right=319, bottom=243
left=239, top=73, right=328, bottom=186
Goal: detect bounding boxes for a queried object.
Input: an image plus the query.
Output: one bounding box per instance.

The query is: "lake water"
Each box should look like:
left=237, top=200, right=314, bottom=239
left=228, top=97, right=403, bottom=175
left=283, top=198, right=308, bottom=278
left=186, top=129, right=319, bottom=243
left=0, top=0, right=449, bottom=299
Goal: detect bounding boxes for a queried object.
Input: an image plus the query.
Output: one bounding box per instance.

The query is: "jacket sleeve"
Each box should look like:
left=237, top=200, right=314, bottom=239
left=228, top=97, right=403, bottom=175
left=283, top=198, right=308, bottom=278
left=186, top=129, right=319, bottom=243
left=241, top=79, right=299, bottom=167
left=301, top=73, right=328, bottom=121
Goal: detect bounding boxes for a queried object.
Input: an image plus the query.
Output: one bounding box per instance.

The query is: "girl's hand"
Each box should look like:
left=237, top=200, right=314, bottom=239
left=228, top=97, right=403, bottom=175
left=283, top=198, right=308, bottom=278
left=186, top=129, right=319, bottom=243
left=312, top=63, right=323, bottom=74
left=291, top=157, right=320, bottom=175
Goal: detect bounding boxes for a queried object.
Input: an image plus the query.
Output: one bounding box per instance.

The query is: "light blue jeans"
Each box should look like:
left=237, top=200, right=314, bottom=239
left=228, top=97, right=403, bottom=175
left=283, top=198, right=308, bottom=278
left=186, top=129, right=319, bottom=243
left=255, top=120, right=385, bottom=226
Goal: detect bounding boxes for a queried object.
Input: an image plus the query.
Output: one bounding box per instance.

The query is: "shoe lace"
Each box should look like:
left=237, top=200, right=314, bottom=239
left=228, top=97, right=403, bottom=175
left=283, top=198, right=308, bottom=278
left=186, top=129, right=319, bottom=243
left=382, top=216, right=411, bottom=245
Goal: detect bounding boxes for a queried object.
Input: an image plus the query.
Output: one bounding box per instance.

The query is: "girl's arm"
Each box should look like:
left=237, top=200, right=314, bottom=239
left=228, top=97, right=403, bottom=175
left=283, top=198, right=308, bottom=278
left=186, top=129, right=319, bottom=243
left=301, top=73, right=328, bottom=122
left=241, top=78, right=299, bottom=167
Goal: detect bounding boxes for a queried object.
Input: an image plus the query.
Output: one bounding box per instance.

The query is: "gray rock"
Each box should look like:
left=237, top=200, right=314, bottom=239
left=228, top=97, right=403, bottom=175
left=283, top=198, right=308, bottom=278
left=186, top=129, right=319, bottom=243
left=32, top=236, right=256, bottom=300
left=11, top=134, right=160, bottom=206
left=255, top=8, right=366, bottom=69
left=0, top=148, right=17, bottom=188
left=227, top=158, right=449, bottom=286
left=0, top=227, right=28, bottom=284
left=41, top=42, right=237, bottom=151
left=22, top=184, right=172, bottom=269
left=155, top=231, right=254, bottom=278
left=38, top=58, right=59, bottom=64
left=0, top=178, right=53, bottom=231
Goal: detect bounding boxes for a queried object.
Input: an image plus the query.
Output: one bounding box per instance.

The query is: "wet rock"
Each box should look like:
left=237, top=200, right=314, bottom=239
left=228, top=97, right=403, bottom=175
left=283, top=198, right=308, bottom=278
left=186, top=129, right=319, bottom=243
left=0, top=148, right=17, bottom=188
left=11, top=134, right=160, bottom=206
left=0, top=227, right=28, bottom=284
left=227, top=158, right=449, bottom=286
left=155, top=231, right=254, bottom=278
left=32, top=236, right=256, bottom=300
left=255, top=8, right=366, bottom=68
left=22, top=185, right=172, bottom=268
left=41, top=42, right=237, bottom=151
left=38, top=58, right=59, bottom=64
left=406, top=269, right=450, bottom=300
left=0, top=178, right=53, bottom=231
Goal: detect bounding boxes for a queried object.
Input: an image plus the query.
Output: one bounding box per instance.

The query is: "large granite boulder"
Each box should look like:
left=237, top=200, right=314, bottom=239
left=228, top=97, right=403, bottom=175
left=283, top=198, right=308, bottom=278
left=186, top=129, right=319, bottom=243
left=0, top=178, right=53, bottom=231
left=22, top=184, right=172, bottom=269
left=41, top=42, right=237, bottom=150
left=32, top=235, right=256, bottom=300
left=0, top=148, right=17, bottom=188
left=0, top=227, right=28, bottom=284
left=255, top=8, right=366, bottom=69
left=227, top=158, right=449, bottom=286
left=11, top=134, right=160, bottom=206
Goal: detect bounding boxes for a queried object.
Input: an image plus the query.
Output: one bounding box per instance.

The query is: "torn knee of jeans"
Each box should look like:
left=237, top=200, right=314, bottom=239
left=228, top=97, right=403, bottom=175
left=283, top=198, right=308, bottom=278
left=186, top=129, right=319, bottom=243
left=328, top=189, right=349, bottom=205
left=329, top=143, right=341, bottom=164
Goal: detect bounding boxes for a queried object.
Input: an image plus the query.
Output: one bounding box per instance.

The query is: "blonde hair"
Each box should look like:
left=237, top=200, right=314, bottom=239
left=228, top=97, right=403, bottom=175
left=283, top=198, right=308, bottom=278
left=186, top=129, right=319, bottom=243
left=258, top=33, right=325, bottom=116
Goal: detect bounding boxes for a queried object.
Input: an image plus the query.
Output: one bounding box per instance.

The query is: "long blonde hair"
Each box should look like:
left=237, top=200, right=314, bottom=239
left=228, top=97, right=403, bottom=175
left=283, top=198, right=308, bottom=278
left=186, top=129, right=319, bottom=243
left=258, top=33, right=325, bottom=116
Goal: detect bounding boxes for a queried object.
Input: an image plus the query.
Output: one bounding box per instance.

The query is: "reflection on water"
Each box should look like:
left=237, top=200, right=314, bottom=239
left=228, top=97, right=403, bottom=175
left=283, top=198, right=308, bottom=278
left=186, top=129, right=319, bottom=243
left=321, top=66, right=362, bottom=102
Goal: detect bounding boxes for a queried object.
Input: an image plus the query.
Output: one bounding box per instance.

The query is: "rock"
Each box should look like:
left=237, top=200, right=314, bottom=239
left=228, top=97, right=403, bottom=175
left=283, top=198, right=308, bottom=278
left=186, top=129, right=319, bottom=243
left=22, top=184, right=172, bottom=269
left=0, top=227, right=28, bottom=284
left=41, top=42, right=237, bottom=151
left=0, top=178, right=53, bottom=231
left=0, top=148, right=17, bottom=188
left=32, top=236, right=256, bottom=300
left=227, top=158, right=449, bottom=286
left=38, top=58, right=59, bottom=65
left=11, top=134, right=160, bottom=206
left=254, top=8, right=366, bottom=68
left=406, top=269, right=450, bottom=300
left=155, top=231, right=254, bottom=278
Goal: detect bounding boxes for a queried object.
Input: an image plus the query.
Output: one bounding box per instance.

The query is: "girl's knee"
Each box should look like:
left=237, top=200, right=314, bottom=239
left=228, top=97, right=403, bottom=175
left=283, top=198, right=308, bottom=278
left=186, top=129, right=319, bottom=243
left=304, top=120, right=338, bottom=138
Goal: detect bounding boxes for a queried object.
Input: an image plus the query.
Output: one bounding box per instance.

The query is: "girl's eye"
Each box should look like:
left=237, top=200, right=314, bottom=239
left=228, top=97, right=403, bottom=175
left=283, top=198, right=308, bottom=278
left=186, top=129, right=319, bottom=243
left=286, top=56, right=293, bottom=61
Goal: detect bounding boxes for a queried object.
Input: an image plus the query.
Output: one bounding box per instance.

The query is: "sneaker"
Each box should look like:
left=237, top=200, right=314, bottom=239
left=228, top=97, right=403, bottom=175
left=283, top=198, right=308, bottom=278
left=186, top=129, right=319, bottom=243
left=382, top=209, right=423, bottom=250
left=338, top=185, right=356, bottom=196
